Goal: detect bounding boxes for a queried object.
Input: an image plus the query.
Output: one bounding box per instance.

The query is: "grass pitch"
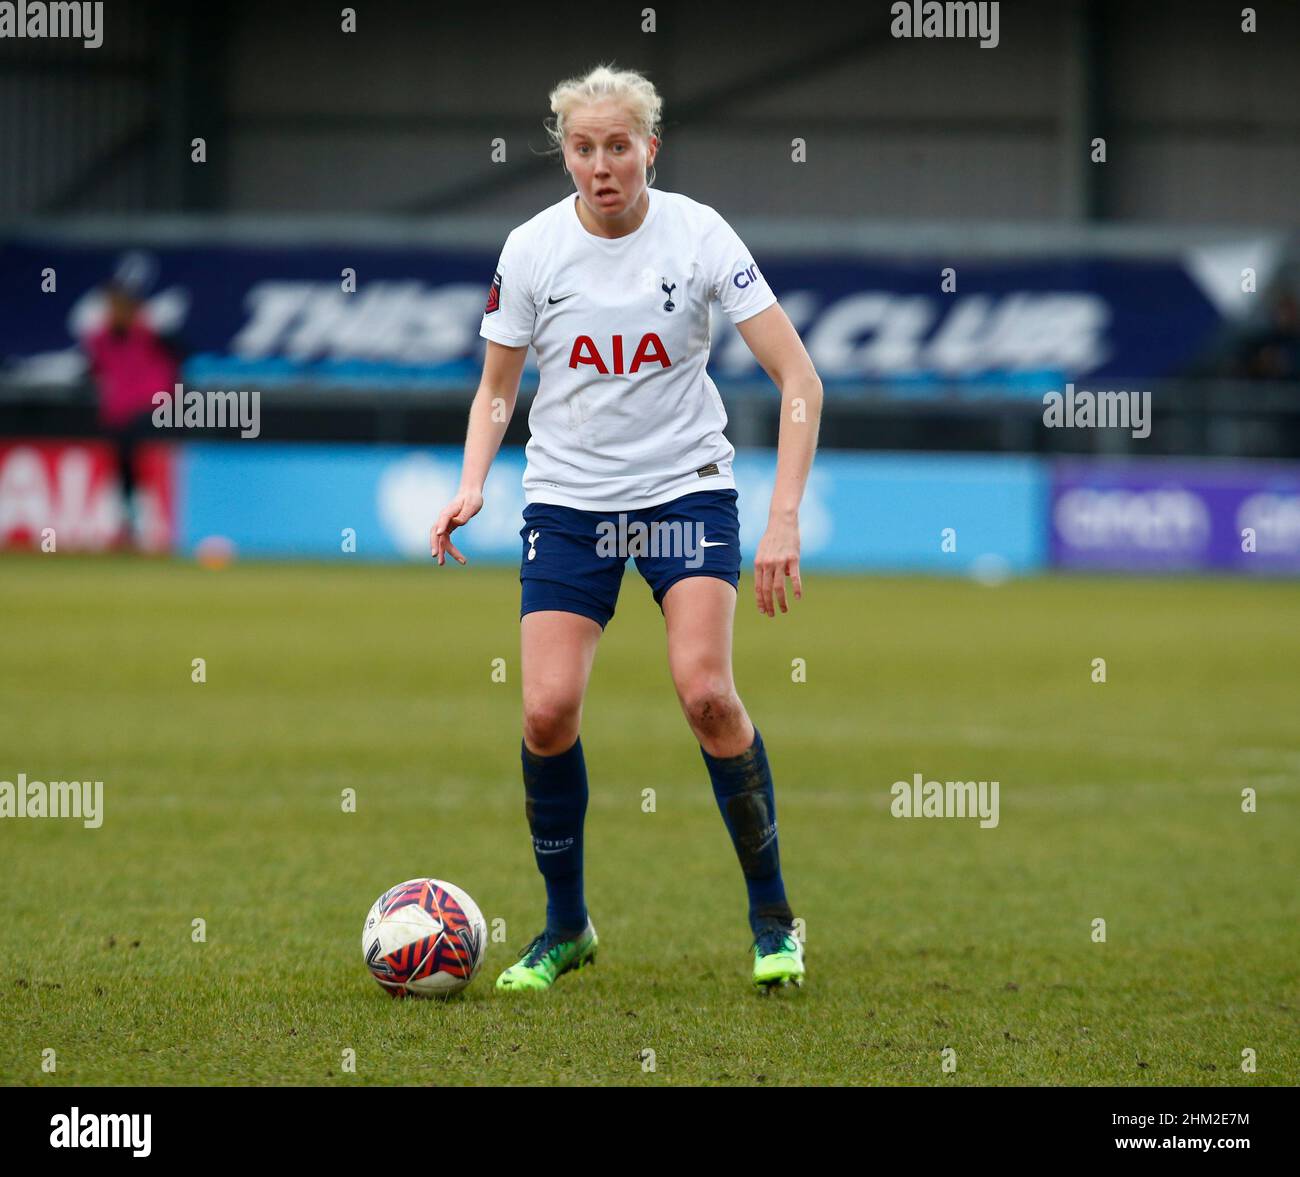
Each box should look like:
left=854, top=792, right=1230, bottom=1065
left=1, top=555, right=1297, bottom=1086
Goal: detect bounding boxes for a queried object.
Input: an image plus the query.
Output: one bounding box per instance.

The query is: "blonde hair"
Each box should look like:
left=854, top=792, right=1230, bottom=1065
left=545, top=63, right=662, bottom=182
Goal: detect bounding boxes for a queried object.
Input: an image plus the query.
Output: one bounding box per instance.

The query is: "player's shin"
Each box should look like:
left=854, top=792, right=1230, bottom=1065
left=699, top=725, right=793, bottom=936
left=521, top=735, right=590, bottom=936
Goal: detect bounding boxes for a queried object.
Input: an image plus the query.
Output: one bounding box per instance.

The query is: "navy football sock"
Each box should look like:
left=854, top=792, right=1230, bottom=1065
left=700, top=725, right=793, bottom=939
left=521, top=735, right=589, bottom=937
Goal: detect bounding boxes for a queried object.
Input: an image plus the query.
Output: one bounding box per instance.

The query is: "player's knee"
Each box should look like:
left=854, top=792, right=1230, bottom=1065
left=522, top=698, right=581, bottom=755
left=679, top=677, right=740, bottom=734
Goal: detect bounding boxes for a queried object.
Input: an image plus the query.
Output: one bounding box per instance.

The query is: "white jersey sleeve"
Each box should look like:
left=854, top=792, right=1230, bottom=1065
left=703, top=208, right=778, bottom=324
left=479, top=229, right=537, bottom=347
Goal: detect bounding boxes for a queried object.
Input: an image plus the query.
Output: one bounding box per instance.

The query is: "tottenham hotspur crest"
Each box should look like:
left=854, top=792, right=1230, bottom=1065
left=661, top=278, right=676, bottom=312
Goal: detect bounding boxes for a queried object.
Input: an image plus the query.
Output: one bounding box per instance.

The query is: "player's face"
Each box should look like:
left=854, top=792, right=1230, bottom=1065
left=564, top=101, right=657, bottom=220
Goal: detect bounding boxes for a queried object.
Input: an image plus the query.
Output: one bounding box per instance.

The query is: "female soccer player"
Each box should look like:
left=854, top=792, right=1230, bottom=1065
left=431, top=64, right=823, bottom=993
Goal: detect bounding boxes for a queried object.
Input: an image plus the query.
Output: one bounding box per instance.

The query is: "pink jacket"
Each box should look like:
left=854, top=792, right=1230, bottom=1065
left=85, top=319, right=181, bottom=430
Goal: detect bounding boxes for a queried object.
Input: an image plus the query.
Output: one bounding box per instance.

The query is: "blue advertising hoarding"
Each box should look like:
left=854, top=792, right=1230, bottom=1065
left=1, top=235, right=1242, bottom=396
left=177, top=443, right=1050, bottom=574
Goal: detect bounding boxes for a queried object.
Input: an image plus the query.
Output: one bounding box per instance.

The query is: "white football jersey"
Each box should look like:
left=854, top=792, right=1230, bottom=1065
left=479, top=188, right=777, bottom=511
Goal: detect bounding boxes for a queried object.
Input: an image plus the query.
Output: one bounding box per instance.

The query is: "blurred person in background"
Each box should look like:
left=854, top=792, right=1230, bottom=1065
left=1236, top=291, right=1300, bottom=381
left=81, top=252, right=186, bottom=549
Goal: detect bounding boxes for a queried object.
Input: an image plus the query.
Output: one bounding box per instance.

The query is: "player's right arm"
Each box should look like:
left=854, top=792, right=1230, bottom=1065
left=430, top=339, right=528, bottom=566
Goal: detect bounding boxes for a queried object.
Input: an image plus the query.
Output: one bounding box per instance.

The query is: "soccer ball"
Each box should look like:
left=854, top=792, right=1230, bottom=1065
left=362, top=878, right=487, bottom=998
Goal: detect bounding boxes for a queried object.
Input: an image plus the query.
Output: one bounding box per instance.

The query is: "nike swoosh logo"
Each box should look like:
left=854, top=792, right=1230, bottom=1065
left=700, top=539, right=728, bottom=547
left=548, top=293, right=578, bottom=304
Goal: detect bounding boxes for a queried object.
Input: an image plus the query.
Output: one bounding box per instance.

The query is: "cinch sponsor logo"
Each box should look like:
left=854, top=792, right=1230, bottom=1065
left=733, top=264, right=762, bottom=289
left=1054, top=488, right=1211, bottom=553
left=567, top=333, right=671, bottom=374
left=49, top=1108, right=150, bottom=1157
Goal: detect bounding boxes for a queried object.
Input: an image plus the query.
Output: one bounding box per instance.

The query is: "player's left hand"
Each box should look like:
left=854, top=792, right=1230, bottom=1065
left=754, top=516, right=803, bottom=617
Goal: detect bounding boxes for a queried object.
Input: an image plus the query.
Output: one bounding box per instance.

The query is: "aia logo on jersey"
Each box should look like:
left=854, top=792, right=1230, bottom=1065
left=568, top=333, right=671, bottom=375
left=484, top=270, right=502, bottom=315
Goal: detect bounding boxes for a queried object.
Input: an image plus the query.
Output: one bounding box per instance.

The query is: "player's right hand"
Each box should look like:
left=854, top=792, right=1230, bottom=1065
left=430, top=489, right=484, bottom=565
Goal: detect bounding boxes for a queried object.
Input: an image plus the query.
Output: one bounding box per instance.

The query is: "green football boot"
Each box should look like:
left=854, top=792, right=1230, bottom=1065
left=495, top=919, right=598, bottom=992
left=752, top=919, right=805, bottom=991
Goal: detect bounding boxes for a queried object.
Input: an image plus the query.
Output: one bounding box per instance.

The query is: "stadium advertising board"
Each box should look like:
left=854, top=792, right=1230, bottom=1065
left=0, top=438, right=175, bottom=553
left=1051, top=459, right=1300, bottom=574
left=1, top=237, right=1239, bottom=396
left=176, top=443, right=1048, bottom=573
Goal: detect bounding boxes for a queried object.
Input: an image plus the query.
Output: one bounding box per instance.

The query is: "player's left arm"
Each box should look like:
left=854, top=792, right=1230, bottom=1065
left=734, top=302, right=824, bottom=618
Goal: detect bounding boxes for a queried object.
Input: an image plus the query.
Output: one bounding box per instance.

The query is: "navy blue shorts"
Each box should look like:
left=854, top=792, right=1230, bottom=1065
left=520, top=489, right=741, bottom=629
